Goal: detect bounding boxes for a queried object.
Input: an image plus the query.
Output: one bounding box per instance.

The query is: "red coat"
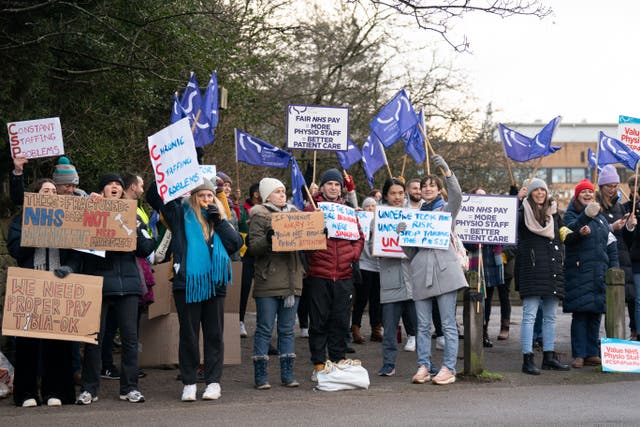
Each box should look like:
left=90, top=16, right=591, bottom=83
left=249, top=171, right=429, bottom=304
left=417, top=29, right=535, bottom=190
left=304, top=193, right=364, bottom=281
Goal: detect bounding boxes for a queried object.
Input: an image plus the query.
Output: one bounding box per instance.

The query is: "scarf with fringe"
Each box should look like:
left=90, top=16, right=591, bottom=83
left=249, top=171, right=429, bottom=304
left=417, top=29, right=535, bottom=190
left=183, top=203, right=231, bottom=303
left=522, top=198, right=556, bottom=240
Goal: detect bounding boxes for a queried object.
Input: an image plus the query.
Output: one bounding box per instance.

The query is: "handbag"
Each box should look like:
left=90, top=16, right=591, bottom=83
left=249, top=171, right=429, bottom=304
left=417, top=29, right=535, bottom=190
left=316, top=359, right=370, bottom=391
left=451, top=230, right=469, bottom=272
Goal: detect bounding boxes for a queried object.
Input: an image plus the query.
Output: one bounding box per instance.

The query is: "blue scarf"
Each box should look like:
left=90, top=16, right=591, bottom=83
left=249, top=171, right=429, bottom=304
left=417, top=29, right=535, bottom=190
left=183, top=203, right=231, bottom=303
left=421, top=195, right=445, bottom=212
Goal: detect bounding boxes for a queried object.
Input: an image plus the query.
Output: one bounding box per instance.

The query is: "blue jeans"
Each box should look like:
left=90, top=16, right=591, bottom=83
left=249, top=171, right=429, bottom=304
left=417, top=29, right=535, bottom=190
left=570, top=312, right=602, bottom=358
left=521, top=296, right=559, bottom=353
left=633, top=273, right=640, bottom=334
left=254, top=296, right=300, bottom=358
left=381, top=300, right=416, bottom=367
left=415, top=290, right=459, bottom=374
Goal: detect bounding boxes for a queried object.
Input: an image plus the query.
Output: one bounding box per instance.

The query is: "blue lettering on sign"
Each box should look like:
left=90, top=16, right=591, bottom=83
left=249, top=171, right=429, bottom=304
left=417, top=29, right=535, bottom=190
left=159, top=136, right=185, bottom=155
left=23, top=207, right=65, bottom=226
left=168, top=173, right=201, bottom=197
left=165, top=158, right=193, bottom=176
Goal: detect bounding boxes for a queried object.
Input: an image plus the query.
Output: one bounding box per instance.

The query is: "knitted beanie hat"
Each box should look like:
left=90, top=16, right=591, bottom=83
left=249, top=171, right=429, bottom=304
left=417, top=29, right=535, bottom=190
left=259, top=177, right=285, bottom=203
left=526, top=178, right=548, bottom=197
left=216, top=171, right=232, bottom=184
left=597, top=165, right=620, bottom=186
left=361, top=197, right=377, bottom=209
left=52, top=156, right=79, bottom=185
left=320, top=168, right=343, bottom=187
left=191, top=178, right=216, bottom=194
left=574, top=179, right=595, bottom=200
left=98, top=173, right=124, bottom=191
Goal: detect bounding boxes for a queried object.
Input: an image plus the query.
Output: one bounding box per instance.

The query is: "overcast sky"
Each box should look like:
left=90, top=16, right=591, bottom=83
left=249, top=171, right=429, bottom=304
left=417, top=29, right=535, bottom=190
left=438, top=0, right=640, bottom=125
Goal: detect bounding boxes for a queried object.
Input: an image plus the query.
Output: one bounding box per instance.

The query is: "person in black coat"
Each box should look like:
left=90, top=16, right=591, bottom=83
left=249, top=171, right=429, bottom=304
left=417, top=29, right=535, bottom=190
left=625, top=175, right=640, bottom=341
left=563, top=179, right=622, bottom=368
left=515, top=179, right=570, bottom=375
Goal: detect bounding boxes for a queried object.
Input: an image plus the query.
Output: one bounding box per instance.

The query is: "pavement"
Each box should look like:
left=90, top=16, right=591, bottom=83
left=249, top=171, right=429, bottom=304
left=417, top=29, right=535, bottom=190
left=1, top=305, right=640, bottom=426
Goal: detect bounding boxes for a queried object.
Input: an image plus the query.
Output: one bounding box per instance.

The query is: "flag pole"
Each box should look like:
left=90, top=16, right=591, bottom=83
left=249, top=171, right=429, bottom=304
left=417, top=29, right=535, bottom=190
left=421, top=130, right=446, bottom=177
left=191, top=110, right=202, bottom=134
left=417, top=123, right=431, bottom=175
left=380, top=143, right=393, bottom=178
left=526, top=157, right=544, bottom=187
left=400, top=155, right=408, bottom=179
left=312, top=150, right=317, bottom=185
left=476, top=244, right=484, bottom=314
left=593, top=143, right=600, bottom=186
left=633, top=162, right=640, bottom=211
left=304, top=184, right=317, bottom=210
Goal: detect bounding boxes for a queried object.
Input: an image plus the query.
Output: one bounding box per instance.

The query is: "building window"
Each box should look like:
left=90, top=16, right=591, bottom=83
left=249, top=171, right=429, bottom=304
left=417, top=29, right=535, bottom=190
left=551, top=168, right=567, bottom=184
left=569, top=168, right=586, bottom=183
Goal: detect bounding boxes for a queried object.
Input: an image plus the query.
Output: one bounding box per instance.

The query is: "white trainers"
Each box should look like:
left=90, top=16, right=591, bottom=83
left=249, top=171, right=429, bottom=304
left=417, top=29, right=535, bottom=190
left=432, top=366, right=456, bottom=385
left=119, top=390, right=145, bottom=403
left=412, top=365, right=431, bottom=384
left=22, top=398, right=37, bottom=407
left=47, top=397, right=62, bottom=406
left=404, top=335, right=416, bottom=352
left=202, top=383, right=221, bottom=400
left=240, top=321, right=248, bottom=338
left=76, top=391, right=98, bottom=405
left=435, top=336, right=445, bottom=351
left=181, top=384, right=197, bottom=402
left=300, top=328, right=309, bottom=338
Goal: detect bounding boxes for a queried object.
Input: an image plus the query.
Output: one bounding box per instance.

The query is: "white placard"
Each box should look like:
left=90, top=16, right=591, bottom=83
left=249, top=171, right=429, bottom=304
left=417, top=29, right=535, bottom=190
left=286, top=104, right=349, bottom=151
left=601, top=338, right=640, bottom=373
left=318, top=202, right=360, bottom=240
left=618, top=115, right=640, bottom=153
left=371, top=206, right=407, bottom=258
left=8, top=117, right=64, bottom=159
left=356, top=211, right=374, bottom=241
left=455, top=194, right=518, bottom=245
left=199, top=165, right=217, bottom=181
left=148, top=118, right=203, bottom=203
left=398, top=210, right=452, bottom=249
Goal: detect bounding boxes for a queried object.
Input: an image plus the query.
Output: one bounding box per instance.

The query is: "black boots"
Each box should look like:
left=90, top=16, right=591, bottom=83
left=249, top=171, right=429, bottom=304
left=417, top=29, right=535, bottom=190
left=483, top=326, right=493, bottom=348
left=522, top=353, right=540, bottom=375
left=541, top=351, right=570, bottom=371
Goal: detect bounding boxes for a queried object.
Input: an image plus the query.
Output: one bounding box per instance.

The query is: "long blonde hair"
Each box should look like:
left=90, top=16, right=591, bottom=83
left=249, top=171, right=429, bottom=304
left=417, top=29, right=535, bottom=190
left=187, top=194, right=213, bottom=240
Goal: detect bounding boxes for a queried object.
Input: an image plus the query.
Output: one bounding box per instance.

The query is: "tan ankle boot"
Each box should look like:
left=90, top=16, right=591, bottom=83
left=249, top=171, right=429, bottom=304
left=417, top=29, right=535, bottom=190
left=370, top=324, right=383, bottom=342
left=497, top=320, right=509, bottom=340
left=351, top=325, right=365, bottom=344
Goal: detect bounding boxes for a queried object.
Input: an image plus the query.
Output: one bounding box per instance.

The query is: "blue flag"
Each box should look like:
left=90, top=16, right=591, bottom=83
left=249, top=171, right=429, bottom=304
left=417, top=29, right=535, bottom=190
left=336, top=139, right=362, bottom=170
left=587, top=147, right=597, bottom=169
left=499, top=116, right=562, bottom=162
left=180, top=73, right=202, bottom=126
left=290, top=157, right=307, bottom=210
left=598, top=131, right=640, bottom=171
left=370, top=89, right=419, bottom=148
left=170, top=92, right=185, bottom=124
left=402, top=109, right=426, bottom=164
left=362, top=134, right=386, bottom=188
left=199, top=71, right=219, bottom=147
left=235, top=129, right=291, bottom=169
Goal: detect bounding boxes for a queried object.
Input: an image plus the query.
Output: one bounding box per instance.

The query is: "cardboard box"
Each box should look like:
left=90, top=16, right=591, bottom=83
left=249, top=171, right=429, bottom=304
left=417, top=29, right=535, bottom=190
left=138, top=311, right=241, bottom=367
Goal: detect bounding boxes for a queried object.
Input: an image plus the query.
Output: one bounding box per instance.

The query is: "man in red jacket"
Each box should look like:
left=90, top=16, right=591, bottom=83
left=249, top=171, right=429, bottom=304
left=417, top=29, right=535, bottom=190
left=305, top=168, right=365, bottom=381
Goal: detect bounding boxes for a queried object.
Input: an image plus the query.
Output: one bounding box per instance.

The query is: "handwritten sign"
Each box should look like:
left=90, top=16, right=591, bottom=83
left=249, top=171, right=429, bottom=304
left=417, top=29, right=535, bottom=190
left=199, top=164, right=217, bottom=181
left=271, top=211, right=327, bottom=251
left=601, top=338, right=640, bottom=373
left=456, top=194, right=518, bottom=245
left=356, top=211, right=374, bottom=241
left=318, top=202, right=360, bottom=240
left=618, top=115, right=640, bottom=153
left=3, top=267, right=103, bottom=344
left=7, top=117, right=64, bottom=159
left=286, top=105, right=349, bottom=151
left=21, top=193, right=137, bottom=252
left=148, top=118, right=203, bottom=203
left=372, top=206, right=407, bottom=258
left=398, top=210, right=452, bottom=249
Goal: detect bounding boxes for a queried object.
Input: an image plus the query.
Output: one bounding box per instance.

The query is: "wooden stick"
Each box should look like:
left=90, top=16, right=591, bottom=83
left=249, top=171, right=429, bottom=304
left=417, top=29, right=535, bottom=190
left=379, top=141, right=393, bottom=179
left=234, top=160, right=241, bottom=200
left=400, top=154, right=407, bottom=179
left=633, top=162, right=640, bottom=210
left=476, top=244, right=483, bottom=314
left=312, top=150, right=317, bottom=185
left=304, top=185, right=317, bottom=210
left=417, top=123, right=431, bottom=174
left=191, top=110, right=201, bottom=134
left=505, top=156, right=516, bottom=186
left=526, top=157, right=544, bottom=187
left=593, top=143, right=600, bottom=185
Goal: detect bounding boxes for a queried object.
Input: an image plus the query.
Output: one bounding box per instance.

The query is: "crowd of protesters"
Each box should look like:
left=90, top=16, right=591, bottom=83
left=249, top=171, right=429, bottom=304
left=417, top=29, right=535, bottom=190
left=3, top=151, right=637, bottom=407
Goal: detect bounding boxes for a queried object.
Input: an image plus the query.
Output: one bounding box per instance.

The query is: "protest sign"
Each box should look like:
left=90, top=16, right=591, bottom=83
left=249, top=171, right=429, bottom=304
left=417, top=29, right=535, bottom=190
left=148, top=118, right=203, bottom=203
left=318, top=202, right=360, bottom=240
left=398, top=210, right=452, bottom=250
left=286, top=105, right=349, bottom=151
left=372, top=206, right=407, bottom=258
left=3, top=267, right=103, bottom=344
left=601, top=338, right=640, bottom=373
left=356, top=211, right=374, bottom=241
left=21, top=193, right=137, bottom=252
left=199, top=165, right=217, bottom=181
left=8, top=117, right=64, bottom=159
left=271, top=211, right=327, bottom=251
left=618, top=115, right=640, bottom=153
left=456, top=194, right=518, bottom=244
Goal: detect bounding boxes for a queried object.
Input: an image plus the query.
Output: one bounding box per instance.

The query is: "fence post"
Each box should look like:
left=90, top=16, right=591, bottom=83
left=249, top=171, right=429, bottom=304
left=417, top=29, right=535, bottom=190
left=605, top=267, right=626, bottom=339
left=463, top=270, right=483, bottom=375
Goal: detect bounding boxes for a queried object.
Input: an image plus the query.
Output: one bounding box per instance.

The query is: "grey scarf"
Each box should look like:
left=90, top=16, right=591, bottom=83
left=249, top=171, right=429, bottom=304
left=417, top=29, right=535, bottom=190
left=523, top=198, right=556, bottom=240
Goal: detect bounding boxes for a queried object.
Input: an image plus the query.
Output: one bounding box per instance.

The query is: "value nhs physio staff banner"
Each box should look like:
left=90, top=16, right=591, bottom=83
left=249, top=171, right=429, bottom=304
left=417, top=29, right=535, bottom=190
left=148, top=118, right=203, bottom=203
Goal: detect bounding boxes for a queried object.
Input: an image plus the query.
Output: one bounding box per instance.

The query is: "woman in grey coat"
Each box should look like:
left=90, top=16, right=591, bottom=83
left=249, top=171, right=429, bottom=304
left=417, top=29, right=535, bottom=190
left=399, top=155, right=468, bottom=385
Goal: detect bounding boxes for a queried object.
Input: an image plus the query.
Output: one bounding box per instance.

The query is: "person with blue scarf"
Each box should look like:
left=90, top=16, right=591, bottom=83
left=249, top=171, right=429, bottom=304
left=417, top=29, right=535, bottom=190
left=147, top=178, right=243, bottom=402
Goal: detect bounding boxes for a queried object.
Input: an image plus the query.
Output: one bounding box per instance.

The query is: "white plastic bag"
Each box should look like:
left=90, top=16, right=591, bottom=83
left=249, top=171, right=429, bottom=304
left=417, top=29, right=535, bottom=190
left=0, top=351, right=14, bottom=397
left=316, top=359, right=370, bottom=391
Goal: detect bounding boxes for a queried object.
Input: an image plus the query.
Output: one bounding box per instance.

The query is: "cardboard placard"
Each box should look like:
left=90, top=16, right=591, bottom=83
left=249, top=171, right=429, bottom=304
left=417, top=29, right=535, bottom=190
left=318, top=202, right=360, bottom=240
left=2, top=267, right=103, bottom=344
left=601, top=338, right=640, bottom=373
left=286, top=104, right=349, bottom=151
left=20, top=193, right=137, bottom=252
left=271, top=211, right=327, bottom=251
left=357, top=211, right=374, bottom=241
left=148, top=118, right=203, bottom=203
left=456, top=194, right=518, bottom=245
left=8, top=117, right=64, bottom=159
left=147, top=262, right=173, bottom=319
